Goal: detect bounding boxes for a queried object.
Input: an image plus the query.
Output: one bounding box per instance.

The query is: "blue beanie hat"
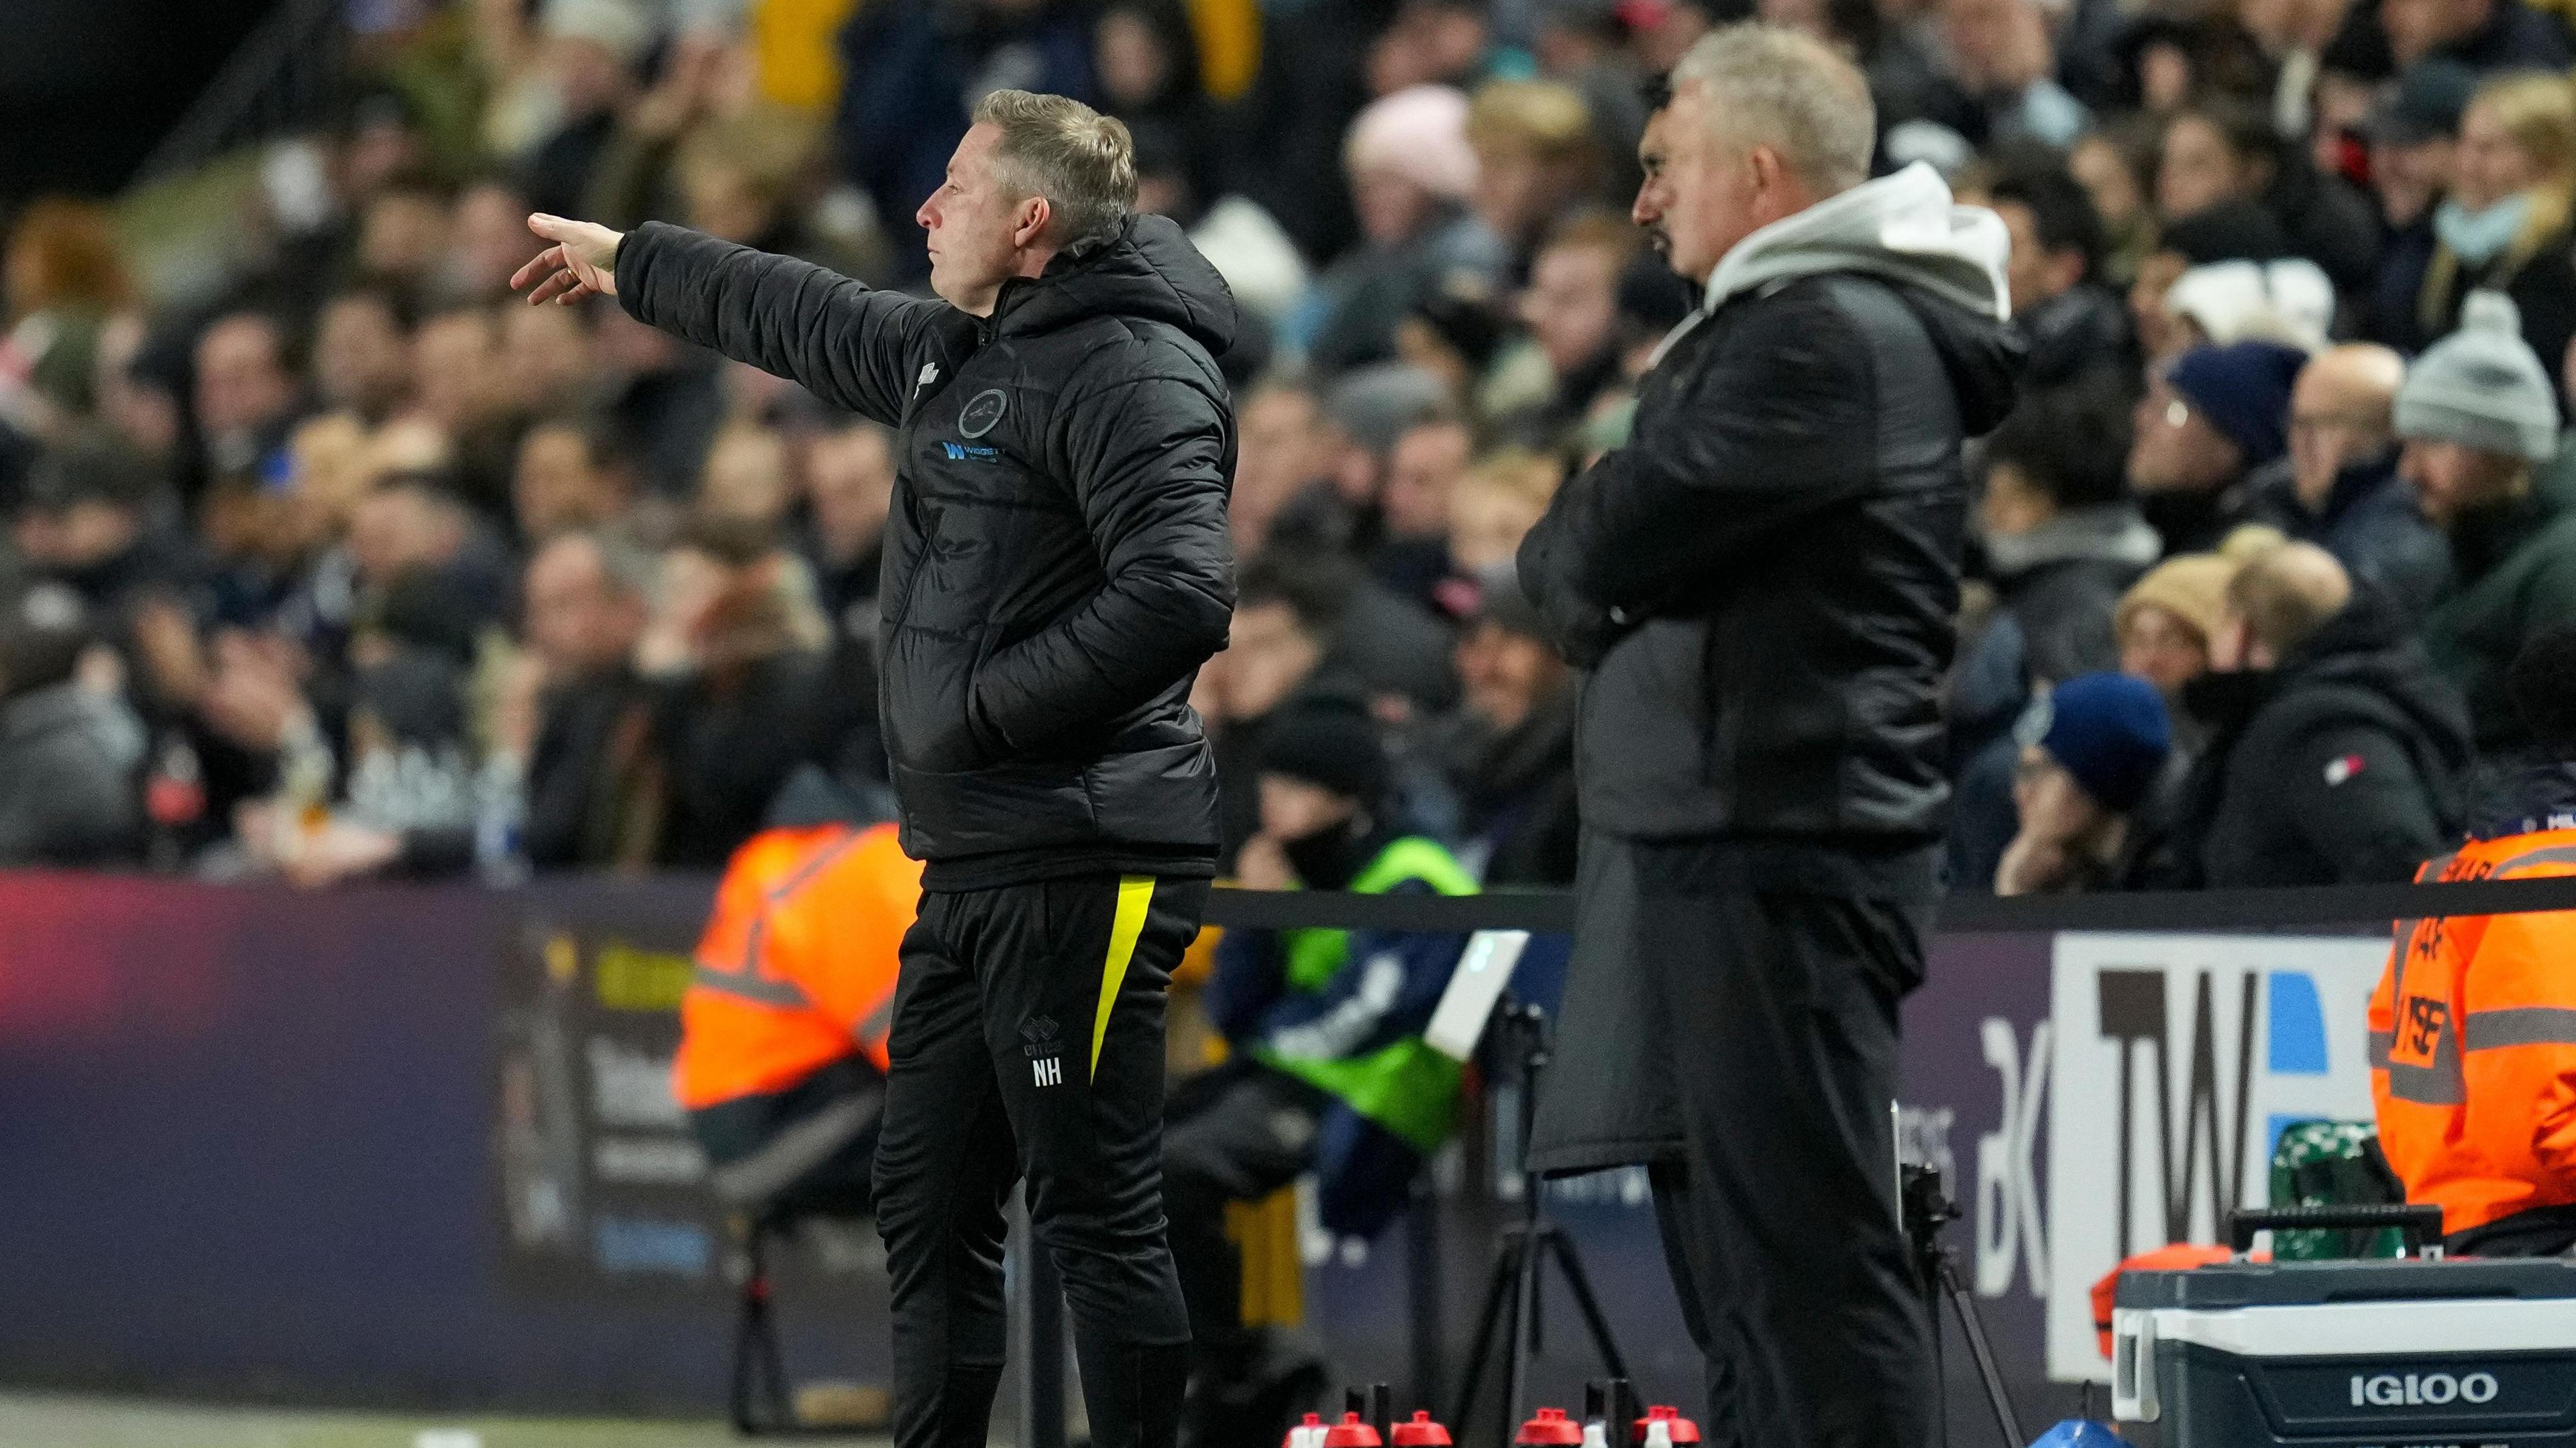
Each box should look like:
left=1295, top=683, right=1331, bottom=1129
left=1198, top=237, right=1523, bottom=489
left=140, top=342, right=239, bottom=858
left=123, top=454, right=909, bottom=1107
left=2163, top=341, right=2308, bottom=467
left=2016, top=673, right=2174, bottom=813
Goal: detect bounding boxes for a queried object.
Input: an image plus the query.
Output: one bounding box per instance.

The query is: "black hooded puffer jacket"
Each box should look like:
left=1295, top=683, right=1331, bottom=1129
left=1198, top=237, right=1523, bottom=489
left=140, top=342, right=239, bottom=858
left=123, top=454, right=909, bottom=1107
left=616, top=215, right=1238, bottom=881
left=1519, top=271, right=2023, bottom=844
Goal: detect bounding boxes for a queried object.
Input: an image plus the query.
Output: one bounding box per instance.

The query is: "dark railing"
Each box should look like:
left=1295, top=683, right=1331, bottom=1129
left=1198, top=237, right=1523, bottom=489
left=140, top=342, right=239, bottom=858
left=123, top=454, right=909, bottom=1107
left=1201, top=872, right=2576, bottom=936
left=136, top=0, right=350, bottom=182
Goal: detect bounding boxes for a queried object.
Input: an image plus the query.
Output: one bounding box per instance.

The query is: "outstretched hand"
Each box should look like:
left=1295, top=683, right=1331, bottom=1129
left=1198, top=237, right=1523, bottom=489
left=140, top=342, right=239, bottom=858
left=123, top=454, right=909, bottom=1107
left=512, top=213, right=624, bottom=304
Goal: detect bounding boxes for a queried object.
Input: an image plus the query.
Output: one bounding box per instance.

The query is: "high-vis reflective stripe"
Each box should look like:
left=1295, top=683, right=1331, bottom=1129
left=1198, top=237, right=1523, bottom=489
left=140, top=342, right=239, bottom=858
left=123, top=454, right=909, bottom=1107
left=2368, top=1030, right=2394, bottom=1068
left=692, top=960, right=814, bottom=1009
left=2496, top=844, right=2576, bottom=875
left=2385, top=1061, right=2466, bottom=1105
left=2463, top=1006, right=2576, bottom=1050
left=1091, top=876, right=1155, bottom=1078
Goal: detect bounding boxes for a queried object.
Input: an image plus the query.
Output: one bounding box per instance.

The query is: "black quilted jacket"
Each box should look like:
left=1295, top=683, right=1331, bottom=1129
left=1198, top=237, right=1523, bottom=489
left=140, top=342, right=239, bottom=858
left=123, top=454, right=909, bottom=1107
left=618, top=215, right=1238, bottom=878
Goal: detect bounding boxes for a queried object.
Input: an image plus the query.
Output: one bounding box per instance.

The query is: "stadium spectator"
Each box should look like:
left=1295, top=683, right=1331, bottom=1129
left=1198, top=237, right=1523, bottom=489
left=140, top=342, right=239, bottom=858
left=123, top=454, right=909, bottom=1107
left=2379, top=0, right=2573, bottom=72
left=641, top=520, right=837, bottom=869
left=1994, top=671, right=2175, bottom=895
left=1976, top=384, right=2159, bottom=689
left=11, top=435, right=196, bottom=624
left=312, top=288, right=417, bottom=426
left=1948, top=386, right=2156, bottom=888
left=834, top=0, right=1096, bottom=279
left=0, top=584, right=145, bottom=867
left=506, top=529, right=663, bottom=870
left=17, top=0, right=2576, bottom=915
left=2396, top=72, right=2576, bottom=378
left=800, top=418, right=895, bottom=632
left=2157, top=99, right=2381, bottom=293
left=1373, top=413, right=1472, bottom=610
left=193, top=312, right=299, bottom=482
left=2401, top=291, right=2576, bottom=758
left=2131, top=339, right=2308, bottom=553
left=1935, top=0, right=2090, bottom=147
left=1305, top=85, right=1507, bottom=372
left=2182, top=542, right=2475, bottom=887
left=512, top=416, right=635, bottom=545
left=1437, top=580, right=1578, bottom=884
left=1989, top=166, right=2131, bottom=391
left=1510, top=210, right=1636, bottom=445
left=2363, top=60, right=2479, bottom=347
left=2118, top=553, right=2242, bottom=706
left=1466, top=78, right=1609, bottom=279
left=2248, top=343, right=2453, bottom=616
left=1176, top=702, right=1474, bottom=1445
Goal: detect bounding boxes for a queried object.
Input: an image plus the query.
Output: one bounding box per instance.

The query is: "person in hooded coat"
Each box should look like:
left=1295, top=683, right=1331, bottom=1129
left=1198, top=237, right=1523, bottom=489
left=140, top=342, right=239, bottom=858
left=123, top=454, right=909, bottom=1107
left=1515, top=25, right=2021, bottom=1448
left=517, top=91, right=1235, bottom=1448
left=2183, top=543, right=2475, bottom=887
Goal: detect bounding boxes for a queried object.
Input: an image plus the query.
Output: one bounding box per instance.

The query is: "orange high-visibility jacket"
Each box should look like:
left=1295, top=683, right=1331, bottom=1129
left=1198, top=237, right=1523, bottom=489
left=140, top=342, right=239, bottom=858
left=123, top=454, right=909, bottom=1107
left=2370, top=828, right=2576, bottom=1237
left=673, top=821, right=923, bottom=1111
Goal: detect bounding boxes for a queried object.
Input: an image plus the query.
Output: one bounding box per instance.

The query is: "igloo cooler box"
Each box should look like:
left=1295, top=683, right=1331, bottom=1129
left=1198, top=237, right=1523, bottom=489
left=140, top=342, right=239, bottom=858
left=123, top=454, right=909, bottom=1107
left=2111, top=1206, right=2576, bottom=1447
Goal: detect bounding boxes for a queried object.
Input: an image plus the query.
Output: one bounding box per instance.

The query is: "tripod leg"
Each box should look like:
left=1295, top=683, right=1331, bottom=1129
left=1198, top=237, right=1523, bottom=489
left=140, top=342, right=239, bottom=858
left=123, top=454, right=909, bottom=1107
left=1939, top=1253, right=2025, bottom=1447
left=1541, top=1229, right=1630, bottom=1380
left=1504, top=1225, right=1538, bottom=1439
left=1450, top=1233, right=1525, bottom=1435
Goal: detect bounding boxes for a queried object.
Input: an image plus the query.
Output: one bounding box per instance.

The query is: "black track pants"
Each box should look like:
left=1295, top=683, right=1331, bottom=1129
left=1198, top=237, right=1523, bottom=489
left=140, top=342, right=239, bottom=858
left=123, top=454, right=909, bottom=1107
left=873, top=874, right=1208, bottom=1448
left=1643, top=887, right=1934, bottom=1448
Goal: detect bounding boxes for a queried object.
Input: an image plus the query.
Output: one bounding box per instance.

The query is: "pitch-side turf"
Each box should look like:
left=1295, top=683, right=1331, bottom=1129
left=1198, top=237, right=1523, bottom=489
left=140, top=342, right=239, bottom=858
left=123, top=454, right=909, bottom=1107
left=0, top=1392, right=896, bottom=1448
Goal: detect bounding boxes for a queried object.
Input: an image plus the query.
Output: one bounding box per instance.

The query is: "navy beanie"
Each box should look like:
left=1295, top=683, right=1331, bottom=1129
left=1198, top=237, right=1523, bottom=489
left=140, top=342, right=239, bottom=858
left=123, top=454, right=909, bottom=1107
left=2164, top=341, right=2308, bottom=467
left=2017, top=673, right=2173, bottom=813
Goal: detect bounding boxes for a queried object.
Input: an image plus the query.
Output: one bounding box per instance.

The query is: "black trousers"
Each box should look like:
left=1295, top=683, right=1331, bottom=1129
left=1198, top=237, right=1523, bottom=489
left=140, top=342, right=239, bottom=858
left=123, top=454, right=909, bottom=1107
left=873, top=873, right=1208, bottom=1448
left=1645, top=881, right=1933, bottom=1448
left=1533, top=835, right=1936, bottom=1448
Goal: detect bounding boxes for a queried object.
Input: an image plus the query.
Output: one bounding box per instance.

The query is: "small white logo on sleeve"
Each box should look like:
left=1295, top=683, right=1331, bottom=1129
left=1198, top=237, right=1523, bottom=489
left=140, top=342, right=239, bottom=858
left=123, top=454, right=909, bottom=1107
left=1032, top=1057, right=1063, bottom=1087
left=2325, top=753, right=2366, bottom=786
left=915, top=361, right=939, bottom=395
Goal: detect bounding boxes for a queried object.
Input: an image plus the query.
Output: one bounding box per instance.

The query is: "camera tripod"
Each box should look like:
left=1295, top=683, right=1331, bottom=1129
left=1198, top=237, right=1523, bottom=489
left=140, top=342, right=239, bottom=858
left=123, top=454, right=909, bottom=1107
left=1451, top=999, right=1627, bottom=1443
left=1900, top=1164, right=2024, bottom=1448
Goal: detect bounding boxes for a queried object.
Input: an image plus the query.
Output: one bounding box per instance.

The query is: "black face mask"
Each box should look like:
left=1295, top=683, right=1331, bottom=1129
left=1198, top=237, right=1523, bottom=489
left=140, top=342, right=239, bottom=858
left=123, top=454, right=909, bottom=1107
left=1281, top=811, right=1375, bottom=891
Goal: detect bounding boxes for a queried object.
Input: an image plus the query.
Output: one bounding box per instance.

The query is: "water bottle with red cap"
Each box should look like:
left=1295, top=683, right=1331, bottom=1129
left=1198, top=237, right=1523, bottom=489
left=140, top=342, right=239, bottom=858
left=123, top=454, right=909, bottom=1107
left=1517, top=1407, right=1586, bottom=1445
left=1283, top=1412, right=1328, bottom=1448
left=1389, top=1409, right=1452, bottom=1445
left=1633, top=1405, right=1701, bottom=1445
left=1322, top=1410, right=1383, bottom=1446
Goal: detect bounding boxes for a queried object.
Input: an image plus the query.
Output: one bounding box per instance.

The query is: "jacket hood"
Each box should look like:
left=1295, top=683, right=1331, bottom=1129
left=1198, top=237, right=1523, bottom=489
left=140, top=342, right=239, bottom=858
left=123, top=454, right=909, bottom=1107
left=2277, top=583, right=2477, bottom=777
left=1985, top=503, right=2163, bottom=579
left=1653, top=163, right=2021, bottom=433
left=996, top=213, right=1238, bottom=354
left=1703, top=162, right=2012, bottom=322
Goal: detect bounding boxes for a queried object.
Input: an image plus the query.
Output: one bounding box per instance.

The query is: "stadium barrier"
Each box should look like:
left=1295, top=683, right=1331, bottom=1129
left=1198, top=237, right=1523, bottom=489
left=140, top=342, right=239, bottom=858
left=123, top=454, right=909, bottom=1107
left=0, top=871, right=2555, bottom=1428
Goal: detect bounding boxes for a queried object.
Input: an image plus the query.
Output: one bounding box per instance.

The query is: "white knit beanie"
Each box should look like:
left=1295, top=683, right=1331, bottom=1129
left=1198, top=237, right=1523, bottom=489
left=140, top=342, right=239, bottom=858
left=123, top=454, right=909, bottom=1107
left=1343, top=85, right=1479, bottom=201
left=2395, top=290, right=2561, bottom=461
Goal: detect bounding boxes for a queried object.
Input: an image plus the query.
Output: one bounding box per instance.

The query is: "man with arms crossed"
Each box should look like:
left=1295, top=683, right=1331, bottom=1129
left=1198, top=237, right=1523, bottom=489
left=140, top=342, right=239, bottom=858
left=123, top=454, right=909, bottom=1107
left=515, top=91, right=1235, bottom=1448
left=1518, top=27, right=2020, bottom=1448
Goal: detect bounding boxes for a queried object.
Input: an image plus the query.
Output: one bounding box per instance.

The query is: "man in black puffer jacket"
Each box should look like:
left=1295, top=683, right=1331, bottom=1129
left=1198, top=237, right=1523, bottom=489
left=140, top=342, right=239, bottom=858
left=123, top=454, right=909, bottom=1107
left=2178, top=542, right=2474, bottom=887
left=518, top=90, right=1232, bottom=1448
left=1517, top=25, right=2020, bottom=1448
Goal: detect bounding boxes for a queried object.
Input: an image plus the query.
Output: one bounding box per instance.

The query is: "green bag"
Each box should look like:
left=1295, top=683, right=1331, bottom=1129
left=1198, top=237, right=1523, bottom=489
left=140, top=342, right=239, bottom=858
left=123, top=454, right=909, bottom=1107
left=2267, top=1119, right=2408, bottom=1260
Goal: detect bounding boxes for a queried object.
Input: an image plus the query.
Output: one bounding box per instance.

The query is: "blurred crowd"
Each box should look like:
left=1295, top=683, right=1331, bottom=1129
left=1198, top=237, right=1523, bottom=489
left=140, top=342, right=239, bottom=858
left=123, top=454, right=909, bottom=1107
left=6, top=0, right=2576, bottom=893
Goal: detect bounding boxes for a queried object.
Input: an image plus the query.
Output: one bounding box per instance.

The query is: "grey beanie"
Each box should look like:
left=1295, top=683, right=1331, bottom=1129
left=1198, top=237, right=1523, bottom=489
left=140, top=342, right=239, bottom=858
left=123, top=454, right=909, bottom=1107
left=2394, top=290, right=2561, bottom=461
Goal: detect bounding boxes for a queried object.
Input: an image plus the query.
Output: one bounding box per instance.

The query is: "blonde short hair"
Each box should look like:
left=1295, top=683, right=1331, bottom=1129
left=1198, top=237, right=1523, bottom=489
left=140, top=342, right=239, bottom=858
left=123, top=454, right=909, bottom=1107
left=1669, top=22, right=1876, bottom=195
left=972, top=89, right=1139, bottom=249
